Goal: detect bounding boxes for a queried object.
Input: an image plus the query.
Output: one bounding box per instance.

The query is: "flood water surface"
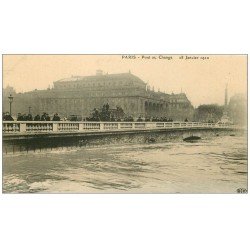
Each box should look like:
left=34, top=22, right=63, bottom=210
left=3, top=134, right=248, bottom=193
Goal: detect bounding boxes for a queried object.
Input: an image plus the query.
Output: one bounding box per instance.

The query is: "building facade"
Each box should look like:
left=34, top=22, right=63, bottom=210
left=3, top=71, right=194, bottom=120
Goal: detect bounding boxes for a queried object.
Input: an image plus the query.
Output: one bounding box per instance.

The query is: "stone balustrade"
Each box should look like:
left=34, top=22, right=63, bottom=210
left=2, top=121, right=233, bottom=134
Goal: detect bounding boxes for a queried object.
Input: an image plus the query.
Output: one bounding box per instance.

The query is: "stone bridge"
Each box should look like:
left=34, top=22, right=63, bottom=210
left=2, top=121, right=237, bottom=154
left=3, top=121, right=236, bottom=138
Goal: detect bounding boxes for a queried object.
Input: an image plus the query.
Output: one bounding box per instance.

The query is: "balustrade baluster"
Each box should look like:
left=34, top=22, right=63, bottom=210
left=2, top=121, right=234, bottom=135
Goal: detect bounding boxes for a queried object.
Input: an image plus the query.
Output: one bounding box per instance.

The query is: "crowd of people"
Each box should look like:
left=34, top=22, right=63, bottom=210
left=85, top=103, right=182, bottom=122
left=3, top=112, right=62, bottom=121
left=86, top=103, right=125, bottom=121
left=18, top=112, right=62, bottom=121
left=3, top=102, right=190, bottom=123
left=3, top=112, right=187, bottom=123
left=147, top=117, right=175, bottom=122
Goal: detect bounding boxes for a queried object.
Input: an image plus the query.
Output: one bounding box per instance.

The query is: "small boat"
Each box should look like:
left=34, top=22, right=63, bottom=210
left=183, top=134, right=201, bottom=142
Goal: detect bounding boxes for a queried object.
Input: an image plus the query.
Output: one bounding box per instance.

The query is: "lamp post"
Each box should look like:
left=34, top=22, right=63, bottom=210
left=8, top=94, right=14, bottom=116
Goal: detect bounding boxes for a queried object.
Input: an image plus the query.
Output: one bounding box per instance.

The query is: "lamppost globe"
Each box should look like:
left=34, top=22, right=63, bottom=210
left=8, top=94, right=13, bottom=103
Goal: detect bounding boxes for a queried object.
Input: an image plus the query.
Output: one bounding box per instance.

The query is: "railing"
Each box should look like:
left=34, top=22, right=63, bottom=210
left=2, top=121, right=234, bottom=134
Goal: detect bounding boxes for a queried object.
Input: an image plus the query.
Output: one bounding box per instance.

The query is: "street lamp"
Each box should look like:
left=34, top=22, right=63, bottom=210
left=8, top=94, right=14, bottom=116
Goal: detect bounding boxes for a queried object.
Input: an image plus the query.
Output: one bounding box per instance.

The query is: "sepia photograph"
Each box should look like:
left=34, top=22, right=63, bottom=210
left=1, top=1, right=250, bottom=250
left=2, top=54, right=247, bottom=194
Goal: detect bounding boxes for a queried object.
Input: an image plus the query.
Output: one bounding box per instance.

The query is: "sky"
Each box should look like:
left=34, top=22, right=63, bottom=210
left=3, top=55, right=247, bottom=107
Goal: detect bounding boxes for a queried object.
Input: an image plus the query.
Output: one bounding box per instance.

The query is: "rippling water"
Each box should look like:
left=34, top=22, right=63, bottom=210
left=3, top=133, right=247, bottom=193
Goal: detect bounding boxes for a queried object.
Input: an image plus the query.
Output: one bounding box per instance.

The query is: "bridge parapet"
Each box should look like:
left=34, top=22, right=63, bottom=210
left=2, top=121, right=234, bottom=135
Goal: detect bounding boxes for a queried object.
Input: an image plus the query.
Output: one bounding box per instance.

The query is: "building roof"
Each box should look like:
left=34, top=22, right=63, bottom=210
left=55, top=72, right=146, bottom=85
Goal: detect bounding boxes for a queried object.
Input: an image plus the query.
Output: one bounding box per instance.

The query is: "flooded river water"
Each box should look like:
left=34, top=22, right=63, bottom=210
left=2, top=132, right=247, bottom=193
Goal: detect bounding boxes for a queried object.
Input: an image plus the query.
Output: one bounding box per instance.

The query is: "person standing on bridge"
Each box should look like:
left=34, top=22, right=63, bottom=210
left=3, top=112, right=14, bottom=121
left=34, top=114, right=40, bottom=121
left=27, top=113, right=33, bottom=121
left=52, top=113, right=61, bottom=121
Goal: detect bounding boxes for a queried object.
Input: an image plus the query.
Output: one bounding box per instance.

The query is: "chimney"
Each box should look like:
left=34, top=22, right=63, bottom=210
left=224, top=83, right=228, bottom=106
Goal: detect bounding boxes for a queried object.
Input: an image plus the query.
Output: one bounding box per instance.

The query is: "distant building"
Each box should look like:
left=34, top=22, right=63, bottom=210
left=3, top=71, right=194, bottom=120
left=228, top=93, right=247, bottom=126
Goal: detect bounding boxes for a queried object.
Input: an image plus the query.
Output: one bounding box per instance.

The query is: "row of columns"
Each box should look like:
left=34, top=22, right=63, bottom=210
left=145, top=101, right=167, bottom=117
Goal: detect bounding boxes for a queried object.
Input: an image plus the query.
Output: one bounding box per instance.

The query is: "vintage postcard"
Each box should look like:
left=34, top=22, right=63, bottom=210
left=2, top=54, right=247, bottom=193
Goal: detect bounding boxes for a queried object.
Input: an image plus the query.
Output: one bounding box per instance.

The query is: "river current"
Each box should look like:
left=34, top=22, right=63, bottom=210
left=2, top=133, right=247, bottom=193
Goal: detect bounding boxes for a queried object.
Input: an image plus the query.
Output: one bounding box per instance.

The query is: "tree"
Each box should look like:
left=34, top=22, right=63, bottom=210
left=194, top=104, right=223, bottom=122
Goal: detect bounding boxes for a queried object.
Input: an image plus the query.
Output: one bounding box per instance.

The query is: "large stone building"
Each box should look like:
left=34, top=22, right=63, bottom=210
left=3, top=70, right=194, bottom=120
